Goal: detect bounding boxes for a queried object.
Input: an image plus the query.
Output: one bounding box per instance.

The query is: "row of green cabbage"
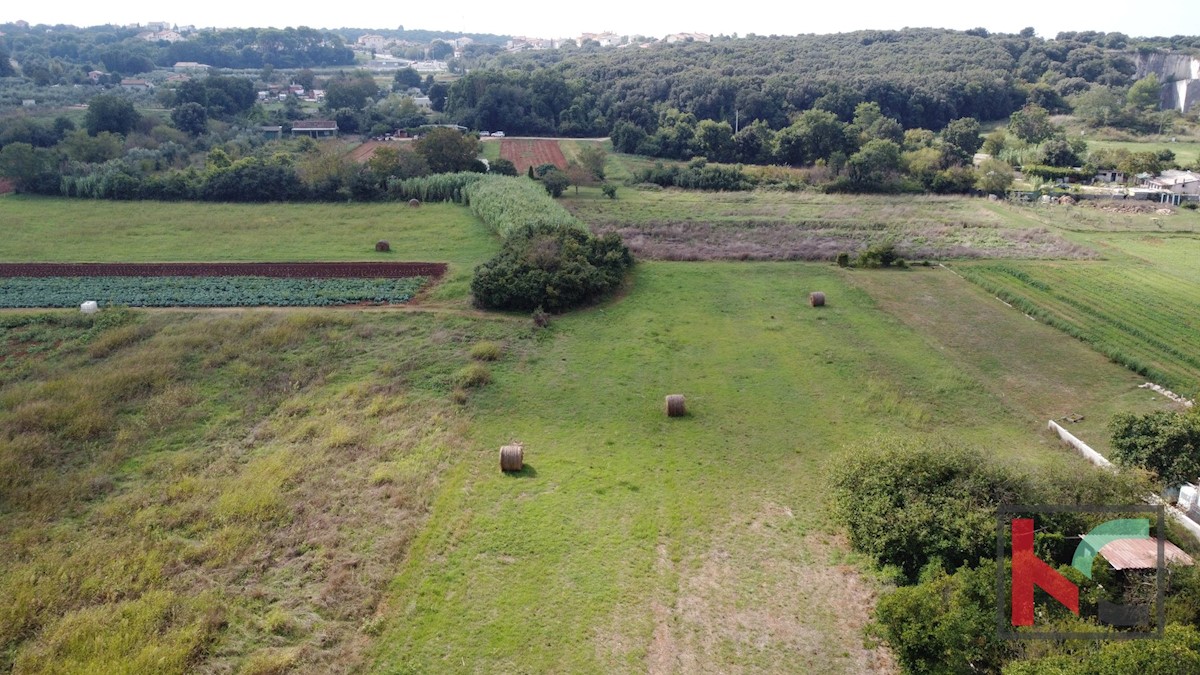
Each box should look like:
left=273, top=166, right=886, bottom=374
left=0, top=276, right=427, bottom=308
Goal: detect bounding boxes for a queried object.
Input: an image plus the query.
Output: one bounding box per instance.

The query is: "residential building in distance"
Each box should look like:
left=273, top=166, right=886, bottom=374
left=664, top=32, right=711, bottom=43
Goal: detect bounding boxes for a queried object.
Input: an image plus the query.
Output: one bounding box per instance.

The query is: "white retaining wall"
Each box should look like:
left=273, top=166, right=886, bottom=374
left=1048, top=420, right=1113, bottom=469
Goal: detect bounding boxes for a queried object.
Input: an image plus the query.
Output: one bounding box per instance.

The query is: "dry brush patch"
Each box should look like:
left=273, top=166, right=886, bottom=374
left=591, top=220, right=1093, bottom=262
left=0, top=310, right=508, bottom=673
left=571, top=191, right=1094, bottom=262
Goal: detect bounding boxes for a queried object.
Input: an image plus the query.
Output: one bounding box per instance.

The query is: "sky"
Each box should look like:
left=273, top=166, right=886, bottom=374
left=2, top=0, right=1198, bottom=40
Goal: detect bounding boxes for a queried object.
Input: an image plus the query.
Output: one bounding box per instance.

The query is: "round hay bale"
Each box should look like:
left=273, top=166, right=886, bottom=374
left=665, top=394, right=686, bottom=417
left=809, top=291, right=826, bottom=307
left=375, top=240, right=390, bottom=252
left=500, top=443, right=524, bottom=472
left=408, top=198, right=421, bottom=208
left=80, top=300, right=99, bottom=315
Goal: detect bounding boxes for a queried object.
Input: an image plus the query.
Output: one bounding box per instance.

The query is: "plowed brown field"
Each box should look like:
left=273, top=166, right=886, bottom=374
left=500, top=139, right=567, bottom=173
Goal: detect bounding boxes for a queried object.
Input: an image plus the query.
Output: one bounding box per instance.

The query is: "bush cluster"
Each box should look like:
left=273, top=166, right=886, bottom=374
left=830, top=437, right=1187, bottom=673
left=387, top=174, right=633, bottom=312
left=471, top=227, right=632, bottom=312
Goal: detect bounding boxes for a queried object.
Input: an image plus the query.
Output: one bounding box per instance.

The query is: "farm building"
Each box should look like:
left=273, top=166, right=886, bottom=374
left=120, top=78, right=151, bottom=91
left=291, top=120, right=339, bottom=138
left=1147, top=170, right=1200, bottom=195
left=1094, top=168, right=1127, bottom=184
left=258, top=125, right=283, bottom=140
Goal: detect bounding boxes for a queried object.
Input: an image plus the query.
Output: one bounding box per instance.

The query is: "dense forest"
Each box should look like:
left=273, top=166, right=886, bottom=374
left=444, top=28, right=1160, bottom=137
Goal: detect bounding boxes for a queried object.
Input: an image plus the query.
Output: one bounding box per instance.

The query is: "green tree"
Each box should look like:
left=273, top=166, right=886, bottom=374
left=831, top=438, right=1030, bottom=579
left=85, top=94, right=140, bottom=136
left=1008, top=103, right=1056, bottom=144
left=490, top=158, right=518, bottom=176
left=733, top=120, right=777, bottom=164
left=853, top=102, right=904, bottom=144
left=1127, top=73, right=1161, bottom=112
left=429, top=40, right=454, bottom=60
left=428, top=82, right=449, bottom=113
left=1073, top=85, right=1127, bottom=128
left=61, top=129, right=123, bottom=163
left=877, top=562, right=1015, bottom=675
left=541, top=168, right=570, bottom=197
left=694, top=119, right=735, bottom=163
left=981, top=129, right=1007, bottom=156
left=903, top=128, right=936, bottom=151
left=366, top=145, right=429, bottom=183
left=324, top=71, right=379, bottom=111
left=0, top=142, right=60, bottom=193
left=1038, top=138, right=1083, bottom=167
left=847, top=139, right=902, bottom=188
left=976, top=157, right=1015, bottom=194
left=576, top=144, right=607, bottom=179
left=413, top=127, right=480, bottom=174
left=942, top=117, right=983, bottom=159
left=392, top=67, right=422, bottom=91
left=171, top=102, right=208, bottom=136
left=776, top=109, right=854, bottom=166
left=0, top=46, right=16, bottom=78
left=1005, top=623, right=1200, bottom=675
left=1110, top=410, right=1200, bottom=486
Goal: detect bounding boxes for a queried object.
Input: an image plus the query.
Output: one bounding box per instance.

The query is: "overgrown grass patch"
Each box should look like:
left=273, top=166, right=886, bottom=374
left=0, top=308, right=521, bottom=672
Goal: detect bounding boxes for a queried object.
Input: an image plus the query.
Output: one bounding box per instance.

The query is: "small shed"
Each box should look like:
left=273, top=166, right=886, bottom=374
left=291, top=120, right=339, bottom=138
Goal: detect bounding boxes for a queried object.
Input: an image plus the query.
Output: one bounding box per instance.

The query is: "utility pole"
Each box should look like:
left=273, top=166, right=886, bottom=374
left=735, top=110, right=739, bottom=134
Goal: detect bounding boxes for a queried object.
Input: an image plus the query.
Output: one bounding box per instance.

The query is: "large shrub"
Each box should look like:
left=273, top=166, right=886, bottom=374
left=876, top=561, right=1015, bottom=674
left=471, top=227, right=632, bottom=312
left=1110, top=409, right=1200, bottom=486
left=830, top=438, right=1031, bottom=580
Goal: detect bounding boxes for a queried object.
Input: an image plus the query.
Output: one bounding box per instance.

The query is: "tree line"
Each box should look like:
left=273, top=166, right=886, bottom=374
left=444, top=28, right=1148, bottom=139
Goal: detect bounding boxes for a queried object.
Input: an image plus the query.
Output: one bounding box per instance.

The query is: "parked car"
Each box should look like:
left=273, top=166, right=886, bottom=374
left=491, top=131, right=505, bottom=137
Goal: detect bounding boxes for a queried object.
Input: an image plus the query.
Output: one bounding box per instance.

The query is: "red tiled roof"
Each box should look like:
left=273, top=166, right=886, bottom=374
left=1099, top=538, right=1194, bottom=570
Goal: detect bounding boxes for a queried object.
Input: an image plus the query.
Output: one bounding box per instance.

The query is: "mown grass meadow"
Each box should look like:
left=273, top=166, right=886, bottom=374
left=0, top=184, right=1191, bottom=673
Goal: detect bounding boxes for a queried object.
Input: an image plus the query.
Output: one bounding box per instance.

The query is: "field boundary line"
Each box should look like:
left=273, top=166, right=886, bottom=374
left=1139, top=382, right=1195, bottom=408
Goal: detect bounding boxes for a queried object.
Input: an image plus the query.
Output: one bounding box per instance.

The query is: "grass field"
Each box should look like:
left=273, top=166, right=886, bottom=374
left=0, top=197, right=495, bottom=303
left=0, top=189, right=1188, bottom=672
left=367, top=259, right=1164, bottom=673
